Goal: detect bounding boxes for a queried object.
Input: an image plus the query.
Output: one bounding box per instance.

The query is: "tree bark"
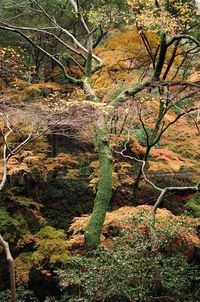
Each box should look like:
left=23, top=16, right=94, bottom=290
left=133, top=146, right=151, bottom=202
left=84, top=122, right=113, bottom=250
left=0, top=234, right=16, bottom=302
left=153, top=32, right=167, bottom=81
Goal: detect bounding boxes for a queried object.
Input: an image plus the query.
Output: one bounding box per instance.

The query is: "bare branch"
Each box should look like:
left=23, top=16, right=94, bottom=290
left=29, top=0, right=102, bottom=63
left=0, top=24, right=83, bottom=85
left=0, top=21, right=87, bottom=60
left=115, top=132, right=199, bottom=231
left=167, top=34, right=200, bottom=48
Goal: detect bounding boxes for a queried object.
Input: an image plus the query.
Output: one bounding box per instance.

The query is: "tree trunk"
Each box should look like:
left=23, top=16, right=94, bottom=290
left=0, top=234, right=16, bottom=302
left=51, top=134, right=57, bottom=157
left=153, top=32, right=167, bottom=81
left=133, top=147, right=151, bottom=202
left=133, top=98, right=166, bottom=202
left=132, top=167, right=142, bottom=203
left=150, top=189, right=167, bottom=296
left=84, top=124, right=113, bottom=250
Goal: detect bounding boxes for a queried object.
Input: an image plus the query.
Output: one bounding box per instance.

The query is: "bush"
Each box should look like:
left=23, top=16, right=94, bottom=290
left=57, top=219, right=200, bottom=302
left=187, top=193, right=200, bottom=217
left=0, top=287, right=39, bottom=302
left=15, top=226, right=69, bottom=285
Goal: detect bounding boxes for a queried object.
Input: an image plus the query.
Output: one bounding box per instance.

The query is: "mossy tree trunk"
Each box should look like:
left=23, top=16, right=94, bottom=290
left=84, top=117, right=113, bottom=250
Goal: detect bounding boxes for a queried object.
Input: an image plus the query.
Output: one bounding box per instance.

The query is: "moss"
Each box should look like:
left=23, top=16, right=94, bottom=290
left=12, top=196, right=41, bottom=208
left=26, top=90, right=39, bottom=102
left=0, top=209, right=28, bottom=242
left=15, top=226, right=69, bottom=285
left=109, top=83, right=131, bottom=102
left=84, top=128, right=113, bottom=249
left=110, top=82, right=149, bottom=108
left=187, top=193, right=200, bottom=218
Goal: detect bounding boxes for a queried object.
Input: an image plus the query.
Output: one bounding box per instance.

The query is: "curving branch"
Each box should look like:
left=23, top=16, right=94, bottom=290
left=0, top=114, right=17, bottom=301
left=0, top=23, right=84, bottom=84
left=110, top=79, right=200, bottom=108
left=114, top=127, right=199, bottom=293
left=114, top=131, right=200, bottom=229
left=167, top=34, right=200, bottom=48
left=69, top=0, right=90, bottom=35
left=0, top=21, right=87, bottom=60
left=29, top=0, right=102, bottom=64
left=113, top=131, right=162, bottom=192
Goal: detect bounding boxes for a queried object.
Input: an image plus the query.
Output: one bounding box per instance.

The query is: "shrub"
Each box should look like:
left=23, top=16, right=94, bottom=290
left=0, top=287, right=39, bottom=302
left=187, top=193, right=200, bottom=218
left=15, top=226, right=69, bottom=285
left=57, top=215, right=200, bottom=302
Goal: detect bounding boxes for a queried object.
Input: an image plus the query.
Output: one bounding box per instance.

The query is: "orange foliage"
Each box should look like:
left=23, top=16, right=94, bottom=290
left=155, top=117, right=200, bottom=179
left=24, top=81, right=67, bottom=94
left=148, top=148, right=184, bottom=172
left=92, top=27, right=182, bottom=94
left=92, top=28, right=156, bottom=92
left=68, top=205, right=200, bottom=259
